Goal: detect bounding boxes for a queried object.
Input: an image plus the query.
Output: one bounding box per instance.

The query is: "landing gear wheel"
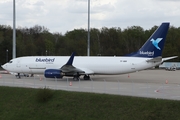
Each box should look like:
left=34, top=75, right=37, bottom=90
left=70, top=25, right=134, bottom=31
left=83, top=75, right=90, bottom=80
left=30, top=74, right=34, bottom=77
left=73, top=76, right=80, bottom=81
left=73, top=72, right=80, bottom=81
left=16, top=73, right=21, bottom=79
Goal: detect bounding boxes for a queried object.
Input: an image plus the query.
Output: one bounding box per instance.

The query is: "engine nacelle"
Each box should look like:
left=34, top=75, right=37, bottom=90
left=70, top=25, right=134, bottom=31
left=44, top=69, right=63, bottom=78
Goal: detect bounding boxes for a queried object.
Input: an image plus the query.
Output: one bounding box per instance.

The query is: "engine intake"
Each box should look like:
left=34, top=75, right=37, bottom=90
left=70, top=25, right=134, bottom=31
left=44, top=69, right=63, bottom=78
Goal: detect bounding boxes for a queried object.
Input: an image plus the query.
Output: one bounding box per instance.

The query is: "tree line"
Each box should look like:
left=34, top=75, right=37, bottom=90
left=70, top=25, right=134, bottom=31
left=0, top=24, right=180, bottom=65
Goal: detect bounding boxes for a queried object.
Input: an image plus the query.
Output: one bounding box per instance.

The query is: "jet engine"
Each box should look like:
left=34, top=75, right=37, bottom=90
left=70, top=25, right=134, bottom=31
left=44, top=69, right=64, bottom=78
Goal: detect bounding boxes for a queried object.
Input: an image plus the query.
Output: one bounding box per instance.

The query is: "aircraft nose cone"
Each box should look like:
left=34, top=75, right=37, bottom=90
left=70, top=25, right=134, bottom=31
left=1, top=64, right=6, bottom=69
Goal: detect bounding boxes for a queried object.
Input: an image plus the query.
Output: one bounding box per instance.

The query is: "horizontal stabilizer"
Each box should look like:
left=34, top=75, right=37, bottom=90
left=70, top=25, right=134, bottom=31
left=162, top=56, right=178, bottom=62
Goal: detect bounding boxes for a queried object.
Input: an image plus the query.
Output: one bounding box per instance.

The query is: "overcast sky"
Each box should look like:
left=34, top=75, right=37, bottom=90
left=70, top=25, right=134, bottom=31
left=0, top=0, right=180, bottom=34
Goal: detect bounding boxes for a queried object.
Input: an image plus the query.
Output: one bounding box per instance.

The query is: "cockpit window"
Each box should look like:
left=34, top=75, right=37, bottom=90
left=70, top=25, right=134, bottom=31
left=9, top=61, right=13, bottom=63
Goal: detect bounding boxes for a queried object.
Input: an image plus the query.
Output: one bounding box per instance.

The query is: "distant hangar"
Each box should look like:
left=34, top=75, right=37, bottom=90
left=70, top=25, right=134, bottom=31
left=159, top=62, right=180, bottom=70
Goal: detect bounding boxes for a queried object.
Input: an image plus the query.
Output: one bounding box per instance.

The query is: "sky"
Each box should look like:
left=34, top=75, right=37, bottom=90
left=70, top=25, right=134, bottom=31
left=0, top=0, right=180, bottom=34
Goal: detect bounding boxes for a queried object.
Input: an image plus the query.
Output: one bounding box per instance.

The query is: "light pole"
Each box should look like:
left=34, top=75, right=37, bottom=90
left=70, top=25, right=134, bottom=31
left=6, top=49, right=8, bottom=62
left=87, top=0, right=90, bottom=56
left=13, top=0, right=16, bottom=58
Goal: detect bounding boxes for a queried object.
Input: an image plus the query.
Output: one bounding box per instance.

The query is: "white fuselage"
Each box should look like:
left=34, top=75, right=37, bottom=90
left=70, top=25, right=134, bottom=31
left=2, top=56, right=161, bottom=75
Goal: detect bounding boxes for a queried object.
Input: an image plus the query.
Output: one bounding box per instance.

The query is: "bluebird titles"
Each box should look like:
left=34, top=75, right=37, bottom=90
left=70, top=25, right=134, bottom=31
left=36, top=58, right=55, bottom=62
left=140, top=51, right=154, bottom=56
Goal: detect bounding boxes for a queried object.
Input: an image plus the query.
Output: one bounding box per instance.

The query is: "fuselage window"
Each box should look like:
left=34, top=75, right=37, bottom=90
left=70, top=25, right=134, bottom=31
left=9, top=61, right=13, bottom=63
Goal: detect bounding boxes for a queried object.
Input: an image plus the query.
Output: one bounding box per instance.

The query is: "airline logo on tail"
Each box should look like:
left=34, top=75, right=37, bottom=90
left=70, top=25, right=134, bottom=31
left=139, top=38, right=163, bottom=56
left=150, top=38, right=163, bottom=50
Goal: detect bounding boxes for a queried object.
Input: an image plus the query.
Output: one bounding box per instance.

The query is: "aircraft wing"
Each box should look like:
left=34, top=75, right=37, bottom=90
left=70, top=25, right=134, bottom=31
left=60, top=66, right=94, bottom=75
left=60, top=52, right=94, bottom=75
left=60, top=65, right=85, bottom=74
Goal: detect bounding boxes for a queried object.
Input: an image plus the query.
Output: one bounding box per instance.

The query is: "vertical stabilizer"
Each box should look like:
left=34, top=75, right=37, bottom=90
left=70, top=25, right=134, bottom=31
left=127, top=22, right=169, bottom=58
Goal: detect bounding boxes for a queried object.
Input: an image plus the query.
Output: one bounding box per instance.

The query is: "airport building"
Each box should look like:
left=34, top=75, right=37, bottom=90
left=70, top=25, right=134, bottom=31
left=159, top=62, right=180, bottom=70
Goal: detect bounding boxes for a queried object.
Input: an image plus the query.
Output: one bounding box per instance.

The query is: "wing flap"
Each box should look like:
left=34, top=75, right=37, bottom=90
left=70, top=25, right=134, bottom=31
left=60, top=65, right=85, bottom=74
left=78, top=68, right=94, bottom=74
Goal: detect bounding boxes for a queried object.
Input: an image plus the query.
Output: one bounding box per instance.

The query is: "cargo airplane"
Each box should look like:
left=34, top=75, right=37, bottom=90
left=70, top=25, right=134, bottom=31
left=1, top=22, right=177, bottom=80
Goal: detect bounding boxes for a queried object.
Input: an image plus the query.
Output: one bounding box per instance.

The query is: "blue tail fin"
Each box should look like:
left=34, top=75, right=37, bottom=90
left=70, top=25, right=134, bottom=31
left=127, top=22, right=169, bottom=58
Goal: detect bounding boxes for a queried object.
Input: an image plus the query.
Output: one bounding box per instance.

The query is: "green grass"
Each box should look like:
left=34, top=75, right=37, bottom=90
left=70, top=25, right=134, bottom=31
left=0, top=86, right=180, bottom=120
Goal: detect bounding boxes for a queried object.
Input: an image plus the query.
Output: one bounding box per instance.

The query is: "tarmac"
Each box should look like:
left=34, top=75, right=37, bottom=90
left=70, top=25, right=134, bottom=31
left=0, top=69, right=180, bottom=100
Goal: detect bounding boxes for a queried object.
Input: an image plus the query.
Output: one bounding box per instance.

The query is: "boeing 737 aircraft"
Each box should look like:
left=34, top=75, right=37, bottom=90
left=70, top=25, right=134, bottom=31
left=1, top=22, right=178, bottom=80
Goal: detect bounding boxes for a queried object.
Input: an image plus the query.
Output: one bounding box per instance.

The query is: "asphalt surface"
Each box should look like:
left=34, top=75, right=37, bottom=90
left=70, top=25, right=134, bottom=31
left=0, top=69, right=180, bottom=100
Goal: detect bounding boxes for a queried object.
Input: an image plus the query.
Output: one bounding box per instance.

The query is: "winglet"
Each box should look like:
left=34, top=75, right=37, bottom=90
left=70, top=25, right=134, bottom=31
left=65, top=52, right=75, bottom=65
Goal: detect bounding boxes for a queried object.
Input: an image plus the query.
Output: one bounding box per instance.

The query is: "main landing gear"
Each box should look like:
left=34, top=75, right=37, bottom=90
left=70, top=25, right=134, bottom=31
left=83, top=75, right=90, bottom=80
left=30, top=74, right=34, bottom=77
left=73, top=74, right=91, bottom=81
left=16, top=73, right=21, bottom=79
left=15, top=73, right=33, bottom=79
left=73, top=75, right=80, bottom=81
left=73, top=72, right=80, bottom=81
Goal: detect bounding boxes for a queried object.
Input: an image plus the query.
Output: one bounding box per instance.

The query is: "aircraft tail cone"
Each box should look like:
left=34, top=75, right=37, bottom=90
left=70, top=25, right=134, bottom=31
left=69, top=81, right=72, bottom=86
